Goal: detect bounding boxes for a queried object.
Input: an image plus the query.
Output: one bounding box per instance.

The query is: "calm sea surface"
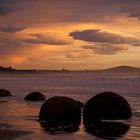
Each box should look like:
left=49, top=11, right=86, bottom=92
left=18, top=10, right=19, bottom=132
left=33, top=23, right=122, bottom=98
left=0, top=72, right=140, bottom=140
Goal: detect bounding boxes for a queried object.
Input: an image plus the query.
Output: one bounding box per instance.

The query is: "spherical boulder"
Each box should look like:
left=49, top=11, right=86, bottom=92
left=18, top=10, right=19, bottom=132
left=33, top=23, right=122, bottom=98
left=85, top=121, right=130, bottom=139
left=39, top=96, right=82, bottom=124
left=0, top=89, right=12, bottom=97
left=24, top=92, right=46, bottom=101
left=83, top=92, right=132, bottom=124
left=40, top=121, right=80, bottom=133
left=77, top=101, right=84, bottom=108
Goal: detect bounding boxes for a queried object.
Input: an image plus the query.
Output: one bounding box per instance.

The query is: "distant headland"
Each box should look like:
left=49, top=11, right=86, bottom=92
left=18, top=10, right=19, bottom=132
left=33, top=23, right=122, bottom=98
left=0, top=66, right=16, bottom=72
left=0, top=65, right=140, bottom=73
left=90, top=65, right=140, bottom=73
left=0, top=66, right=36, bottom=73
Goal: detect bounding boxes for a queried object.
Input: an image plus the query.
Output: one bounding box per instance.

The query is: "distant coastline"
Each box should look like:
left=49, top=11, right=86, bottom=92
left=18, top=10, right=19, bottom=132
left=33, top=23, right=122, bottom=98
left=0, top=66, right=16, bottom=72
left=0, top=65, right=140, bottom=73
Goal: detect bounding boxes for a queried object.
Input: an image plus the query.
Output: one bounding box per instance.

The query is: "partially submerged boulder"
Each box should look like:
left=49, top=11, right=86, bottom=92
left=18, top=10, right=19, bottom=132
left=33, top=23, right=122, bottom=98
left=83, top=92, right=132, bottom=124
left=77, top=101, right=84, bottom=108
left=0, top=89, right=12, bottom=97
left=40, top=121, right=80, bottom=133
left=24, top=92, right=46, bottom=101
left=85, top=121, right=130, bottom=139
left=39, top=96, right=82, bottom=125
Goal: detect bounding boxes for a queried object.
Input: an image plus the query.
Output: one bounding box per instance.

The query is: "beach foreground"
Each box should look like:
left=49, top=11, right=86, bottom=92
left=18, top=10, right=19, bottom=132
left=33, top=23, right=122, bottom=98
left=0, top=72, right=140, bottom=140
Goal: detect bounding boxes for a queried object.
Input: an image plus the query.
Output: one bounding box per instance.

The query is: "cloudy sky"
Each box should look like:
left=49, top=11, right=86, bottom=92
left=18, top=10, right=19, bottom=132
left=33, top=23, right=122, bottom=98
left=0, top=0, right=140, bottom=70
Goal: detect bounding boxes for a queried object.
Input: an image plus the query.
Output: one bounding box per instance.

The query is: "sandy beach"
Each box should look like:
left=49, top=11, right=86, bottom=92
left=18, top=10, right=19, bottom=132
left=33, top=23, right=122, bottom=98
left=0, top=72, right=140, bottom=140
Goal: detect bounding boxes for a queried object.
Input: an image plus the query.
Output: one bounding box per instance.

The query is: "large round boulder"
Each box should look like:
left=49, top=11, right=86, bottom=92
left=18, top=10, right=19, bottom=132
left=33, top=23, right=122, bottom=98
left=83, top=92, right=132, bottom=124
left=39, top=96, right=82, bottom=125
left=0, top=89, right=12, bottom=97
left=24, top=92, right=46, bottom=101
left=85, top=121, right=130, bottom=139
left=77, top=101, right=84, bottom=108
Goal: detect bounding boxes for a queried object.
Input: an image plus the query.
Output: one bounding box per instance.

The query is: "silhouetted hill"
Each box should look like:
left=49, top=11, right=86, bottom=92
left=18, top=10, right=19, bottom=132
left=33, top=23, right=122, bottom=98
left=96, top=66, right=140, bottom=73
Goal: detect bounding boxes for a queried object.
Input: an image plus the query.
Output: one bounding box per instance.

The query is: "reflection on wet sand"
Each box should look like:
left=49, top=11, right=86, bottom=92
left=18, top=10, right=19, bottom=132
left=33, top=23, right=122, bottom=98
left=0, top=129, right=32, bottom=140
left=84, top=121, right=131, bottom=139
left=0, top=101, right=7, bottom=103
left=39, top=121, right=80, bottom=134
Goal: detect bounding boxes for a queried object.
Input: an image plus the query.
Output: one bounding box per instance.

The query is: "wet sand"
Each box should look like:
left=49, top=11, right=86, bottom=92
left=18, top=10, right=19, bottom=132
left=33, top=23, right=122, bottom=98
left=0, top=72, right=140, bottom=140
left=0, top=129, right=32, bottom=140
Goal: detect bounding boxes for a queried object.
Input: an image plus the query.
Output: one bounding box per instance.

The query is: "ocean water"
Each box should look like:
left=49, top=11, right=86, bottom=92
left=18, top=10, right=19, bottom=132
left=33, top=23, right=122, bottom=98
left=0, top=72, right=140, bottom=140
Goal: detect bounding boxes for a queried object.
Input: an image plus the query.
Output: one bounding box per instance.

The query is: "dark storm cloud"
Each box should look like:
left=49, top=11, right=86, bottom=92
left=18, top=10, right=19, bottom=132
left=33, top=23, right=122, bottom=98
left=70, top=29, right=140, bottom=46
left=42, top=0, right=140, bottom=22
left=0, top=6, right=16, bottom=15
left=0, top=0, right=140, bottom=22
left=22, top=33, right=72, bottom=45
left=0, top=0, right=24, bottom=15
left=81, top=44, right=128, bottom=55
left=0, top=26, right=26, bottom=33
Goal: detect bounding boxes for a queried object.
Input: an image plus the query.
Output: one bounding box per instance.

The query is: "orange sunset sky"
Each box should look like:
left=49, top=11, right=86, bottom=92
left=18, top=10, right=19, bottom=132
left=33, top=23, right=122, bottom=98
left=0, top=0, right=140, bottom=70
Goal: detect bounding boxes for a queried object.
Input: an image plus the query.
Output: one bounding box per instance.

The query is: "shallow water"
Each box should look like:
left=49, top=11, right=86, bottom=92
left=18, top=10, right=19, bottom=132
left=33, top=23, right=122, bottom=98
left=0, top=72, right=140, bottom=140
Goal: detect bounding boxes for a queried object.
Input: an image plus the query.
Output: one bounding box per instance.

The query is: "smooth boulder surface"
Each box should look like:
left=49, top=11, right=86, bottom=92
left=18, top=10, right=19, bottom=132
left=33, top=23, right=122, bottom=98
left=0, top=89, right=12, bottom=97
left=83, top=92, right=132, bottom=123
left=40, top=121, right=80, bottom=133
left=39, top=96, right=82, bottom=124
left=77, top=101, right=84, bottom=108
left=85, top=121, right=130, bottom=139
left=24, top=92, right=46, bottom=101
